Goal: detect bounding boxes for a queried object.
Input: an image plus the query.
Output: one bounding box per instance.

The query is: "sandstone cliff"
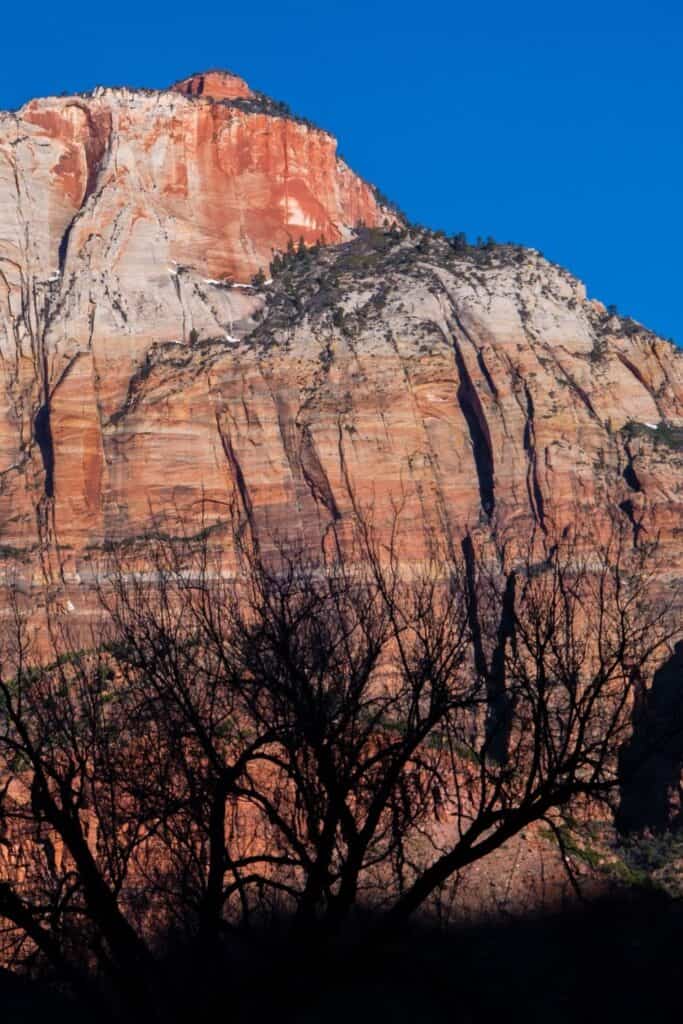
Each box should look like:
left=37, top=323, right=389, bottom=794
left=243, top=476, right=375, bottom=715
left=0, top=71, right=680, bottom=624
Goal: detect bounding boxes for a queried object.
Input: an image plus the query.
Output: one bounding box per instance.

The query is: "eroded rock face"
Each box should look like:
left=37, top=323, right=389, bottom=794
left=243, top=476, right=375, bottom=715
left=172, top=70, right=255, bottom=101
left=94, top=235, right=681, bottom=563
left=0, top=72, right=391, bottom=604
left=0, top=73, right=681, bottom=628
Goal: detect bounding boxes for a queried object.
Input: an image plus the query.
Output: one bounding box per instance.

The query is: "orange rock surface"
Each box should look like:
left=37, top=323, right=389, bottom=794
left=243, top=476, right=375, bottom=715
left=0, top=72, right=680, bottom=627
left=172, top=70, right=255, bottom=101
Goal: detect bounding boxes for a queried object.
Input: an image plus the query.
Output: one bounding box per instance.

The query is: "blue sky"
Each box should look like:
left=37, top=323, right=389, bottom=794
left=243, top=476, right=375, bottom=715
left=2, top=0, right=682, bottom=343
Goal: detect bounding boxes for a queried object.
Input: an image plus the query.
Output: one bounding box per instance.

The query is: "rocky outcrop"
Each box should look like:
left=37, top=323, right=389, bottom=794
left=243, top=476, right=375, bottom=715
left=172, top=70, right=255, bottom=101
left=92, top=232, right=680, bottom=563
left=0, top=73, right=681, bottom=628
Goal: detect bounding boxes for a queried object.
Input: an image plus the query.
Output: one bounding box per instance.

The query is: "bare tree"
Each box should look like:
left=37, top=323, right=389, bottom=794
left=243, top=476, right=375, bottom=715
left=0, top=515, right=678, bottom=1012
left=93, top=519, right=681, bottom=933
left=0, top=586, right=157, bottom=1013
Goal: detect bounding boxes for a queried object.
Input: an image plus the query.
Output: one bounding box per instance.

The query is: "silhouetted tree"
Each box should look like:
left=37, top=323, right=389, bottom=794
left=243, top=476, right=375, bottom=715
left=0, top=516, right=678, bottom=1015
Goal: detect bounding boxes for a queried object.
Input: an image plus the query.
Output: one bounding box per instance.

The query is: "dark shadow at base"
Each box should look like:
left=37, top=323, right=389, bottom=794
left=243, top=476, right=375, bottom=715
left=5, top=888, right=682, bottom=1024
left=0, top=967, right=90, bottom=1023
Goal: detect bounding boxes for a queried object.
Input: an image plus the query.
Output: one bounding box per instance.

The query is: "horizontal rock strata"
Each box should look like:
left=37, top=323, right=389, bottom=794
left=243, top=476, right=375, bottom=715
left=0, top=72, right=680, bottom=628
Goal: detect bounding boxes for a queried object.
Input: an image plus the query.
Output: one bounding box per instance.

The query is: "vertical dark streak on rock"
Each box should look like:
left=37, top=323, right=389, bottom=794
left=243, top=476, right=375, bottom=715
left=274, top=392, right=340, bottom=523
left=300, top=425, right=341, bottom=521
left=34, top=403, right=54, bottom=499
left=622, top=441, right=642, bottom=493
left=522, top=383, right=546, bottom=533
left=542, top=345, right=601, bottom=423
left=57, top=221, right=74, bottom=274
left=567, top=375, right=599, bottom=422
left=34, top=349, right=55, bottom=499
left=615, top=351, right=663, bottom=418
left=452, top=336, right=495, bottom=518
left=450, top=304, right=499, bottom=402
left=214, top=412, right=257, bottom=548
left=476, top=348, right=499, bottom=400
left=170, top=271, right=187, bottom=341
left=618, top=499, right=643, bottom=547
left=487, top=571, right=516, bottom=765
left=461, top=535, right=513, bottom=764
left=55, top=107, right=110, bottom=274
left=461, top=535, right=488, bottom=680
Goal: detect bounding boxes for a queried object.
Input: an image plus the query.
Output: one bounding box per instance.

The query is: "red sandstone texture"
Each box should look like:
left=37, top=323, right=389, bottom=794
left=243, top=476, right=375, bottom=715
left=172, top=70, right=255, bottom=100
left=0, top=72, right=681, bottom=929
left=0, top=70, right=680, bottom=626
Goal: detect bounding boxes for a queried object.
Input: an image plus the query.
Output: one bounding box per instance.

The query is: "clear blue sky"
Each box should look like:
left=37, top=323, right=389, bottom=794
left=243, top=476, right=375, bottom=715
left=2, top=0, right=682, bottom=343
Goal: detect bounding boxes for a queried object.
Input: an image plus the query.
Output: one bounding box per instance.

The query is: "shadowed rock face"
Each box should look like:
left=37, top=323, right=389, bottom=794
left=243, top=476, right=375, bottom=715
left=0, top=73, right=681, bottom=630
left=618, top=641, right=683, bottom=833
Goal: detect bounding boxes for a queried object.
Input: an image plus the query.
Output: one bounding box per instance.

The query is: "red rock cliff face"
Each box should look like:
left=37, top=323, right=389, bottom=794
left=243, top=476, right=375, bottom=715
left=172, top=70, right=255, bottom=100
left=0, top=71, right=680, bottom=626
left=0, top=72, right=392, bottom=607
left=14, top=71, right=386, bottom=285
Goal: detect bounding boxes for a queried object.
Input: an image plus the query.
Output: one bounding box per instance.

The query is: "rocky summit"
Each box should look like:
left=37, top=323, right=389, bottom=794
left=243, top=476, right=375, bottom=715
left=0, top=70, right=681, bottom=622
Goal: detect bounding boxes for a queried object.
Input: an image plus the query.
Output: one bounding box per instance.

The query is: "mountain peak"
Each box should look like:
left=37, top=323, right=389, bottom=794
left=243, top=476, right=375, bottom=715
left=0, top=69, right=679, bottom=639
left=171, top=70, right=253, bottom=102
